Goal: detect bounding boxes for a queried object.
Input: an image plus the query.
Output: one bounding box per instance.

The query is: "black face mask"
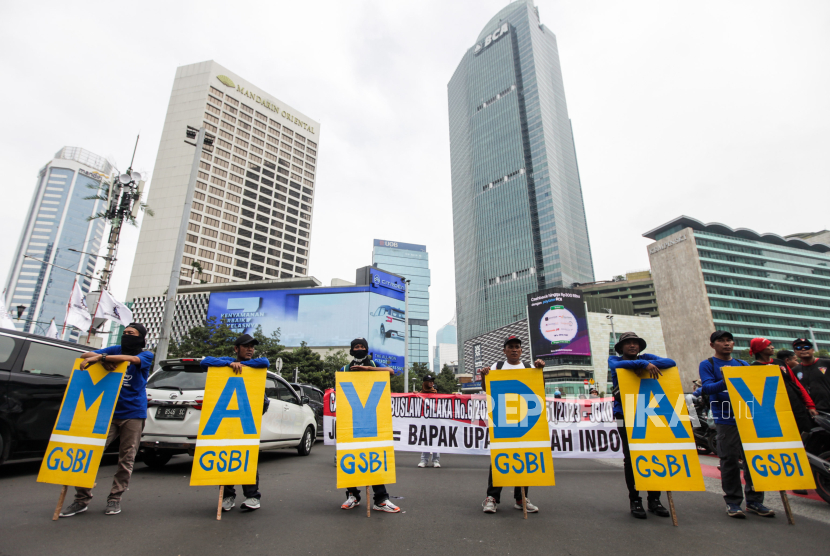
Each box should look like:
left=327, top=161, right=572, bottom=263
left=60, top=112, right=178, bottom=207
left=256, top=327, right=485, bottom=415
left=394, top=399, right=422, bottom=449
left=121, top=334, right=145, bottom=356
left=352, top=349, right=368, bottom=360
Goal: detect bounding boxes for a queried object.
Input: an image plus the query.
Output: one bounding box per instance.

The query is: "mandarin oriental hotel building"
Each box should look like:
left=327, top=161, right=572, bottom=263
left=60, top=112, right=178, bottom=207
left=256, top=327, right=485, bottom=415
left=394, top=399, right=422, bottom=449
left=645, top=216, right=830, bottom=387
left=126, top=61, right=319, bottom=301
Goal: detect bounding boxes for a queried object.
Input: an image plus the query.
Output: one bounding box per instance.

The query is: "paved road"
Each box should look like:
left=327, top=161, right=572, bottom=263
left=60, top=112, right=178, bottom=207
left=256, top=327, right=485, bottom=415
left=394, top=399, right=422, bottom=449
left=2, top=444, right=829, bottom=556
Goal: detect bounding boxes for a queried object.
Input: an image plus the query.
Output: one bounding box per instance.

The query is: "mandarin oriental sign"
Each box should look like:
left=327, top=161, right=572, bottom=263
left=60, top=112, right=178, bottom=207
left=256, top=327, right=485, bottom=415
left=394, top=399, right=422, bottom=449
left=474, top=22, right=509, bottom=55
left=216, top=75, right=316, bottom=135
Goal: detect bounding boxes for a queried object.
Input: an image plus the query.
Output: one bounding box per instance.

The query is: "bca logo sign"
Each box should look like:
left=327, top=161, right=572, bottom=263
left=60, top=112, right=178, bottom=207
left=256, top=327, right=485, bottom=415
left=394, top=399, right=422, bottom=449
left=474, top=23, right=509, bottom=55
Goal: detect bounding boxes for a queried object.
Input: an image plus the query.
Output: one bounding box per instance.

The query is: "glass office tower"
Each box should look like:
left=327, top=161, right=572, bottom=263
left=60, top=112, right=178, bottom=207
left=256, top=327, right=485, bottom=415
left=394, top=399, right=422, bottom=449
left=372, top=239, right=430, bottom=366
left=448, top=0, right=595, bottom=369
left=433, top=314, right=458, bottom=374
left=3, top=147, right=110, bottom=341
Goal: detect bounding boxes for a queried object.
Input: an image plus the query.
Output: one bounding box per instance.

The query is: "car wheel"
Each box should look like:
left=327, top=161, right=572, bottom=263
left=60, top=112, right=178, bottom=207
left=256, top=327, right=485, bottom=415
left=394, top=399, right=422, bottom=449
left=297, top=426, right=314, bottom=456
left=142, top=448, right=173, bottom=468
left=815, top=451, right=830, bottom=504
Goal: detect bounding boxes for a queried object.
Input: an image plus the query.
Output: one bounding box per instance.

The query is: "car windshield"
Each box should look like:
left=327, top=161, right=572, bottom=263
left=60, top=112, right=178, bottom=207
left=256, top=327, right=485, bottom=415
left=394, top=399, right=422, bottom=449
left=147, top=367, right=207, bottom=391
left=390, top=309, right=404, bottom=319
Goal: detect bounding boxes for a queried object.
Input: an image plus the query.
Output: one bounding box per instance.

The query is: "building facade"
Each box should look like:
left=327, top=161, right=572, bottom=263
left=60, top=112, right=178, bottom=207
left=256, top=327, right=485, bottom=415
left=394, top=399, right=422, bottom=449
left=372, top=239, right=430, bottom=367
left=448, top=0, right=595, bottom=371
left=645, top=216, right=830, bottom=388
left=3, top=147, right=111, bottom=341
left=127, top=61, right=320, bottom=302
left=575, top=271, right=659, bottom=316
left=433, top=314, right=458, bottom=374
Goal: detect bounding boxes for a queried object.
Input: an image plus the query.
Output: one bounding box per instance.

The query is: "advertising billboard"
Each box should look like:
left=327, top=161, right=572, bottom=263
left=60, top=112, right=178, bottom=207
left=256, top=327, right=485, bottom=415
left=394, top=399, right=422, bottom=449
left=206, top=284, right=407, bottom=374
left=526, top=287, right=591, bottom=358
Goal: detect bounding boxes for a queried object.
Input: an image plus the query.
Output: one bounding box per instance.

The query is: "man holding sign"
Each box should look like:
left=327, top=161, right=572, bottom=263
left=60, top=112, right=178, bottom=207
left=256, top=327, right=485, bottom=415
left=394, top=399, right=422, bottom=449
left=59, top=323, right=153, bottom=517
left=480, top=336, right=546, bottom=514
left=199, top=334, right=270, bottom=513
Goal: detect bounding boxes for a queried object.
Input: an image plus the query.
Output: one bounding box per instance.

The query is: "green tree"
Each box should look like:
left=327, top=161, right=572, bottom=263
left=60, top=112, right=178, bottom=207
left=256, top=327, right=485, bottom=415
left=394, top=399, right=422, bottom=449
left=168, top=318, right=287, bottom=366
left=390, top=362, right=434, bottom=393
left=435, top=364, right=458, bottom=394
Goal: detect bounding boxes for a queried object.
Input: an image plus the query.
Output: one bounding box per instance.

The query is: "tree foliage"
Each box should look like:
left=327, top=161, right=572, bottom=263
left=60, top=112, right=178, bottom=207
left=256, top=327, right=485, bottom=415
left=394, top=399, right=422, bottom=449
left=390, top=362, right=458, bottom=394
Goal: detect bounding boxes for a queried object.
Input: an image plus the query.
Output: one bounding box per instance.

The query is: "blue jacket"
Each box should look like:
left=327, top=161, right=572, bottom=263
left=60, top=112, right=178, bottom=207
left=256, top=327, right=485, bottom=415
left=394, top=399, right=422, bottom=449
left=200, top=356, right=270, bottom=412
left=94, top=346, right=154, bottom=420
left=698, top=356, right=749, bottom=425
left=608, top=354, right=676, bottom=418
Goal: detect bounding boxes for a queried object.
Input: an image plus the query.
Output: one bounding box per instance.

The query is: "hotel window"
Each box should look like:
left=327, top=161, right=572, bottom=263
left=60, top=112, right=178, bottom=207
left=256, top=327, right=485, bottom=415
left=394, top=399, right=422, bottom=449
left=252, top=127, right=265, bottom=139
left=190, top=211, right=202, bottom=222
left=207, top=196, right=222, bottom=207
left=206, top=104, right=220, bottom=116
left=220, top=232, right=234, bottom=243
left=294, top=143, right=305, bottom=152
left=219, top=129, right=233, bottom=141
left=223, top=212, right=238, bottom=223
left=307, top=147, right=316, bottom=156
left=204, top=216, right=220, bottom=227
left=200, top=238, right=217, bottom=248
left=202, top=228, right=218, bottom=238
left=206, top=206, right=221, bottom=217
left=210, top=86, right=224, bottom=99
left=224, top=103, right=238, bottom=115
left=217, top=254, right=232, bottom=264
left=204, top=122, right=217, bottom=133
left=307, top=139, right=316, bottom=148
left=221, top=222, right=236, bottom=233
left=225, top=95, right=238, bottom=107
left=187, top=223, right=200, bottom=233
left=198, top=249, right=215, bottom=259
left=305, top=155, right=315, bottom=164
left=218, top=243, right=233, bottom=254
left=240, top=103, right=253, bottom=114
left=229, top=173, right=243, bottom=185
left=228, top=183, right=242, bottom=194
left=204, top=113, right=219, bottom=124
left=227, top=193, right=241, bottom=203
left=209, top=186, right=224, bottom=197
left=220, top=121, right=235, bottom=132
left=194, top=191, right=206, bottom=201
left=192, top=201, right=204, bottom=211
left=222, top=113, right=237, bottom=124
left=201, top=151, right=212, bottom=162
left=184, top=244, right=196, bottom=255
left=295, top=134, right=305, bottom=143
left=233, top=146, right=248, bottom=157
left=214, top=157, right=229, bottom=168
left=239, top=112, right=252, bottom=123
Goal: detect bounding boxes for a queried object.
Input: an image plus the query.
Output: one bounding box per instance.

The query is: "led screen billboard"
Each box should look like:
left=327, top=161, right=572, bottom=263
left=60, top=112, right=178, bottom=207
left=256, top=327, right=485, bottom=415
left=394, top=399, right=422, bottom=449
left=526, top=287, right=591, bottom=358
left=206, top=284, right=407, bottom=373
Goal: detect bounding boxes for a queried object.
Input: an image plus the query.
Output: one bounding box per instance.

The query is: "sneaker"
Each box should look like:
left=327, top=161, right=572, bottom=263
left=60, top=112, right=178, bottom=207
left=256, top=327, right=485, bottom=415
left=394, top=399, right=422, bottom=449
left=341, top=495, right=360, bottom=510
left=746, top=502, right=775, bottom=517
left=418, top=461, right=427, bottom=468
left=104, top=500, right=121, bottom=515
left=59, top=501, right=88, bottom=518
left=373, top=500, right=401, bottom=513
left=513, top=499, right=539, bottom=512
left=482, top=496, right=497, bottom=513
left=630, top=499, right=647, bottom=519
left=648, top=500, right=670, bottom=517
left=433, top=461, right=441, bottom=468
left=240, top=497, right=261, bottom=511
left=222, top=496, right=236, bottom=512
left=726, top=504, right=746, bottom=518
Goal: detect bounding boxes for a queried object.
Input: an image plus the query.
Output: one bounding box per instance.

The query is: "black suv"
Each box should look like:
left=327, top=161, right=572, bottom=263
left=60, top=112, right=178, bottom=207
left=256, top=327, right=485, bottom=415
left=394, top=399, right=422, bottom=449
left=0, top=329, right=90, bottom=465
left=290, top=383, right=325, bottom=436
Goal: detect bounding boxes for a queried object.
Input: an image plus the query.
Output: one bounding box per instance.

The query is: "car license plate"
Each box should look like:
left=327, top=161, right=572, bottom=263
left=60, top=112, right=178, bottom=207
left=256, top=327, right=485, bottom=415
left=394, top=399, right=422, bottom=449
left=155, top=406, right=188, bottom=420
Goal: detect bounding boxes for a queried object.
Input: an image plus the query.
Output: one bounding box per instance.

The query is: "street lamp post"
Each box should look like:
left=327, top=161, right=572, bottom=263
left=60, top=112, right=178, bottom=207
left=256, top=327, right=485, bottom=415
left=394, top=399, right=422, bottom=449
left=604, top=309, right=617, bottom=348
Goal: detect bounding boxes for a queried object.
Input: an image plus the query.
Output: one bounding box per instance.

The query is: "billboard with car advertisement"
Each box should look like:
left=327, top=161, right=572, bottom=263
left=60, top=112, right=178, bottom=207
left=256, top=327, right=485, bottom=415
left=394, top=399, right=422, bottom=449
left=206, top=284, right=407, bottom=374
left=526, top=287, right=591, bottom=358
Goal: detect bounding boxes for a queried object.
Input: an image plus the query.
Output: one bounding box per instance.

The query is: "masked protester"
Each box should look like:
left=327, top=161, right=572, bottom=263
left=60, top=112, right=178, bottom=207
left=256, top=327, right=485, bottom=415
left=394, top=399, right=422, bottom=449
left=200, top=334, right=271, bottom=513
left=479, top=336, right=545, bottom=515
left=419, top=374, right=441, bottom=468
left=792, top=338, right=830, bottom=413
left=607, top=332, right=675, bottom=519
left=60, top=323, right=154, bottom=518
left=338, top=338, right=401, bottom=513
left=700, top=331, right=775, bottom=519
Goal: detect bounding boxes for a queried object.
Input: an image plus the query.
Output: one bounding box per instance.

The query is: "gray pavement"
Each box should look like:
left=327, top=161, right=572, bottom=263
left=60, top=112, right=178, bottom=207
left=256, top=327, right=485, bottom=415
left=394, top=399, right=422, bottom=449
left=2, top=444, right=829, bottom=555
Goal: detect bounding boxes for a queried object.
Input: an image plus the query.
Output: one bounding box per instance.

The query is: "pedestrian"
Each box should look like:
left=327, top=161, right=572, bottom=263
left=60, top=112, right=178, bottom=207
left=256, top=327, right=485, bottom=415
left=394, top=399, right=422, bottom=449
left=749, top=338, right=817, bottom=434
left=339, top=338, right=401, bottom=513
left=589, top=387, right=599, bottom=398
left=201, top=333, right=271, bottom=513
left=479, top=335, right=545, bottom=514
left=792, top=338, right=830, bottom=413
left=418, top=374, right=441, bottom=468
left=699, top=330, right=775, bottom=519
left=60, top=323, right=154, bottom=517
left=607, top=331, right=674, bottom=519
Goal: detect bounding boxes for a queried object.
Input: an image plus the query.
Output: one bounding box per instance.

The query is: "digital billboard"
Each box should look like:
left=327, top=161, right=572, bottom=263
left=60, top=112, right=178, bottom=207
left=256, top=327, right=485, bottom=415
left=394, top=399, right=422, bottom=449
left=526, top=287, right=591, bottom=358
left=206, top=284, right=407, bottom=374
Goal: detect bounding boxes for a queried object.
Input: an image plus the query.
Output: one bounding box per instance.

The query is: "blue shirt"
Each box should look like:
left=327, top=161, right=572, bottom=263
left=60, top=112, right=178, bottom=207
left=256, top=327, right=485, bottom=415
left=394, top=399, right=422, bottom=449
left=200, top=356, right=271, bottom=412
left=698, top=356, right=749, bottom=425
left=608, top=353, right=677, bottom=418
left=95, top=346, right=154, bottom=420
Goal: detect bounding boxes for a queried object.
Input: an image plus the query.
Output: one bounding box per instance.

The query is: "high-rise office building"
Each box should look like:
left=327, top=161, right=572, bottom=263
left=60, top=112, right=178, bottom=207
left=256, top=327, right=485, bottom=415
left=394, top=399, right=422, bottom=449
left=126, top=61, right=320, bottom=301
left=448, top=1, right=595, bottom=369
left=372, top=239, right=430, bottom=366
left=433, top=314, right=458, bottom=374
left=3, top=147, right=111, bottom=340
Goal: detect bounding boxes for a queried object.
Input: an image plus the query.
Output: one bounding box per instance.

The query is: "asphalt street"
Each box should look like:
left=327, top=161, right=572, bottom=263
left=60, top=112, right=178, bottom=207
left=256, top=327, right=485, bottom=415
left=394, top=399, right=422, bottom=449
left=2, top=444, right=829, bottom=556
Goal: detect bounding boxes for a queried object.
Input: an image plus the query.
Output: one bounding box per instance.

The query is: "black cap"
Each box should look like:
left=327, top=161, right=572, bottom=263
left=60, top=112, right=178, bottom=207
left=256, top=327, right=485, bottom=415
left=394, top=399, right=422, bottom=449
left=792, top=338, right=814, bottom=349
left=710, top=330, right=734, bottom=343
left=503, top=335, right=522, bottom=347
left=234, top=333, right=259, bottom=346
left=423, top=374, right=435, bottom=382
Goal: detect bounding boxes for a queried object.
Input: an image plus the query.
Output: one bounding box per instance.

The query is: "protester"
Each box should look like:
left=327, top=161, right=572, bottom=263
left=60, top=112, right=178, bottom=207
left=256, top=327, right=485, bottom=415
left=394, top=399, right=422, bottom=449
left=792, top=338, right=830, bottom=413
left=200, top=333, right=270, bottom=513
left=699, top=331, right=775, bottom=519
left=60, top=323, right=154, bottom=517
left=589, top=387, right=599, bottom=398
left=749, top=338, right=817, bottom=435
left=607, top=331, right=674, bottom=519
left=338, top=338, right=401, bottom=513
left=419, top=374, right=441, bottom=468
left=479, top=335, right=545, bottom=514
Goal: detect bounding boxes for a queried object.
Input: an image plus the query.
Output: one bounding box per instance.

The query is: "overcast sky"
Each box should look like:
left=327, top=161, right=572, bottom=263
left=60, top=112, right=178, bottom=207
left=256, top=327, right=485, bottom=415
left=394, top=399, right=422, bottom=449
left=1, top=0, right=828, bottom=361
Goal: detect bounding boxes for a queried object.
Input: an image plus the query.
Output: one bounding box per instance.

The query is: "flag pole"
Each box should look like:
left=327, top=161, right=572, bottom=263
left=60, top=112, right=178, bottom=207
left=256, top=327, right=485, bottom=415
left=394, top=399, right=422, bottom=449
left=61, top=278, right=77, bottom=338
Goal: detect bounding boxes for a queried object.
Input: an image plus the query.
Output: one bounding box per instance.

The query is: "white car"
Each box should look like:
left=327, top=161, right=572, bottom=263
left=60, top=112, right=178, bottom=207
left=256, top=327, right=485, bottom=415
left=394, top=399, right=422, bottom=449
left=140, top=358, right=317, bottom=468
left=370, top=305, right=405, bottom=344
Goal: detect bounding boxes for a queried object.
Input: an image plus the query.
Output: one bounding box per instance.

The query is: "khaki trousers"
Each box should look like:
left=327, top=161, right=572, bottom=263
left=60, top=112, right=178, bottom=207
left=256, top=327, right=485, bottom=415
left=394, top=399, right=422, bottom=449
left=75, top=418, right=145, bottom=504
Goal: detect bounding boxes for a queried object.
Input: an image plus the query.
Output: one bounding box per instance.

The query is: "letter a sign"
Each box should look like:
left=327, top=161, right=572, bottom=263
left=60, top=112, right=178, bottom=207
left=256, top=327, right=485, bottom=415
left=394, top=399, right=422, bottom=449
left=191, top=366, right=267, bottom=486
left=38, top=360, right=128, bottom=487
left=336, top=372, right=395, bottom=489
left=723, top=365, right=815, bottom=491
left=486, top=368, right=555, bottom=487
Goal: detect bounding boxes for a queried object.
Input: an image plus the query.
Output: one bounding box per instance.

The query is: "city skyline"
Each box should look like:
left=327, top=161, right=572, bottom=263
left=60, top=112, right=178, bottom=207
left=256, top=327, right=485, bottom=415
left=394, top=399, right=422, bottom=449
left=1, top=0, right=829, bottom=340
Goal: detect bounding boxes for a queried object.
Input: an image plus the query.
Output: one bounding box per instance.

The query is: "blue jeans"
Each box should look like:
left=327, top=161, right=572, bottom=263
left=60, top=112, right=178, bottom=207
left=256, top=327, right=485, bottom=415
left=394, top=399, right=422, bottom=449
left=420, top=452, right=440, bottom=462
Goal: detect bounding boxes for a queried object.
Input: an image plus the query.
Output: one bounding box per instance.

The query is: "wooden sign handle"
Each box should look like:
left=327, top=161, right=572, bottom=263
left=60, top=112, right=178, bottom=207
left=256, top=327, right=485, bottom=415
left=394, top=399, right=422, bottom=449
left=521, top=487, right=527, bottom=519
left=217, top=486, right=224, bottom=521
left=780, top=491, right=795, bottom=525
left=366, top=486, right=371, bottom=517
left=52, top=485, right=68, bottom=521
left=667, top=491, right=678, bottom=526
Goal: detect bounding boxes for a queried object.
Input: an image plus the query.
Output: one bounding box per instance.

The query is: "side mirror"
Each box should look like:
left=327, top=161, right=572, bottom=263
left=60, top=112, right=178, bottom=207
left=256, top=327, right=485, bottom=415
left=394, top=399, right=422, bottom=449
left=301, top=395, right=310, bottom=405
